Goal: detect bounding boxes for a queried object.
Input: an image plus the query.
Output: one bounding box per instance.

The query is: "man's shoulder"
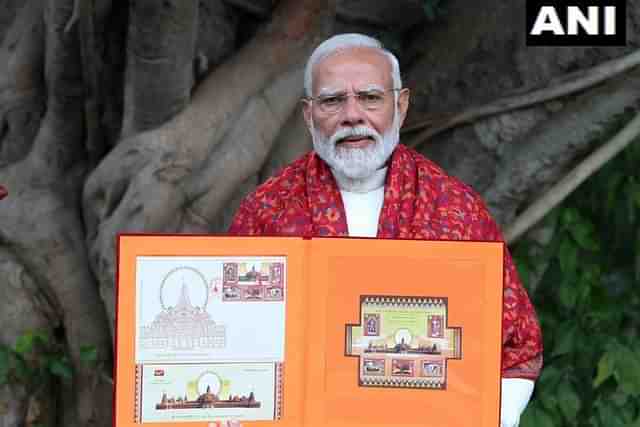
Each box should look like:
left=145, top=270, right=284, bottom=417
left=398, top=144, right=485, bottom=205
left=246, top=152, right=314, bottom=203
left=396, top=145, right=499, bottom=240
left=230, top=153, right=315, bottom=234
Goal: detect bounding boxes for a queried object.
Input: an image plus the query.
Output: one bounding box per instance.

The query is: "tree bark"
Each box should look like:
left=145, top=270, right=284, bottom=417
left=0, top=0, right=46, bottom=164
left=121, top=0, right=199, bottom=137
left=0, top=0, right=112, bottom=426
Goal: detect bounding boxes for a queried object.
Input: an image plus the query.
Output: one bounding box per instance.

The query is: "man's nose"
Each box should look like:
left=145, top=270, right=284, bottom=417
left=340, top=95, right=365, bottom=126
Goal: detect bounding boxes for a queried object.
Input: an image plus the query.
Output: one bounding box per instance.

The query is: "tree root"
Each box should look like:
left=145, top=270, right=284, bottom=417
left=505, top=112, right=640, bottom=243
left=482, top=70, right=640, bottom=227
left=404, top=48, right=640, bottom=148
left=83, top=0, right=336, bottom=330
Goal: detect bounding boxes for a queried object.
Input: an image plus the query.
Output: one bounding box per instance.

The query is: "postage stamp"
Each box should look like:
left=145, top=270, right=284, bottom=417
left=363, top=313, right=380, bottom=336
left=222, top=262, right=284, bottom=302
left=428, top=315, right=444, bottom=338
left=391, top=359, right=415, bottom=377
left=362, top=358, right=386, bottom=376
left=222, top=285, right=242, bottom=301
left=421, top=360, right=444, bottom=378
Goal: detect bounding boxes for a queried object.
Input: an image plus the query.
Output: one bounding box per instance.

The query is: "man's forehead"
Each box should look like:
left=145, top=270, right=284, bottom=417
left=317, top=83, right=384, bottom=96
left=312, top=47, right=392, bottom=90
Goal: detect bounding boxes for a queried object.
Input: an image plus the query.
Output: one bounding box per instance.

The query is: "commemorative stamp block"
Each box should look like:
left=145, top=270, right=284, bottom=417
left=345, top=296, right=462, bottom=389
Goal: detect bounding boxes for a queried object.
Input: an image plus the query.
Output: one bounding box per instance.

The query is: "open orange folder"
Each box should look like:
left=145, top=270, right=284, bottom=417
left=115, top=234, right=504, bottom=427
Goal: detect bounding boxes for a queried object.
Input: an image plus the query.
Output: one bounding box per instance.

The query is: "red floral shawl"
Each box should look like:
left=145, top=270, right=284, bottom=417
left=229, top=144, right=543, bottom=379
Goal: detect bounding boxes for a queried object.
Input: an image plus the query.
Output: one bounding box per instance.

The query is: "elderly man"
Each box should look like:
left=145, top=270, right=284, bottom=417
left=229, top=34, right=542, bottom=427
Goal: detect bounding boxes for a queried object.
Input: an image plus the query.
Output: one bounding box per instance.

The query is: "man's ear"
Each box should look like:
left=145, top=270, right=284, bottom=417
left=397, top=88, right=410, bottom=128
left=302, top=99, right=313, bottom=130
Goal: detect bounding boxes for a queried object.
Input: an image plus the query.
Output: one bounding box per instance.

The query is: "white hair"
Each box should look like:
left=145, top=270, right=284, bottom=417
left=303, top=33, right=402, bottom=97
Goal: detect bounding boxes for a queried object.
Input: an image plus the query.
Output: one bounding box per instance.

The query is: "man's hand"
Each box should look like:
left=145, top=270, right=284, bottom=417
left=501, top=378, right=535, bottom=427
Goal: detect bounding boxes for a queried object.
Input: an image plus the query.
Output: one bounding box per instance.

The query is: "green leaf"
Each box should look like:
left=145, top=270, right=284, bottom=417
left=552, top=323, right=578, bottom=357
left=80, top=345, right=98, bottom=364
left=609, top=390, right=629, bottom=407
left=516, top=259, right=532, bottom=290
left=582, top=264, right=601, bottom=286
left=597, top=400, right=627, bottom=427
left=559, top=280, right=578, bottom=309
left=606, top=172, right=624, bottom=215
left=594, top=352, right=614, bottom=388
left=561, top=208, right=580, bottom=227
left=558, top=238, right=578, bottom=276
left=538, top=365, right=563, bottom=388
left=525, top=406, right=556, bottom=427
left=634, top=187, right=640, bottom=209
left=612, top=345, right=640, bottom=396
left=576, top=279, right=592, bottom=306
left=48, top=358, right=73, bottom=380
left=557, top=382, right=581, bottom=420
left=627, top=184, right=637, bottom=224
left=423, top=3, right=436, bottom=20
left=13, top=356, right=32, bottom=383
left=14, top=332, right=34, bottom=355
left=0, top=346, right=10, bottom=384
left=636, top=233, right=640, bottom=283
left=31, top=330, right=49, bottom=346
left=570, top=221, right=600, bottom=251
left=540, top=392, right=558, bottom=412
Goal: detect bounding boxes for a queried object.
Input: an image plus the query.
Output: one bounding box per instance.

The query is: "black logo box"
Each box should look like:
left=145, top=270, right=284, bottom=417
left=526, top=0, right=626, bottom=46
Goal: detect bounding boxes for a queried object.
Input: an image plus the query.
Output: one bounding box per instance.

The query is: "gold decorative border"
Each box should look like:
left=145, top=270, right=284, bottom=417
left=134, top=363, right=142, bottom=422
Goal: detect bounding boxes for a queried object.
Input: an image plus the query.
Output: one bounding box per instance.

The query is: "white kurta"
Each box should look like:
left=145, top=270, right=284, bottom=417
left=331, top=166, right=387, bottom=238
left=340, top=187, right=384, bottom=237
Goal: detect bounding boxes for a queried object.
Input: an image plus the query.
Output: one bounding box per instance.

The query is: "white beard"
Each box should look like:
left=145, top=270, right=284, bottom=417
left=311, top=111, right=400, bottom=180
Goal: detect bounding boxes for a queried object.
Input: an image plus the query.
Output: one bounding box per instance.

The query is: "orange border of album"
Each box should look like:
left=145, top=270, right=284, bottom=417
left=114, top=234, right=504, bottom=427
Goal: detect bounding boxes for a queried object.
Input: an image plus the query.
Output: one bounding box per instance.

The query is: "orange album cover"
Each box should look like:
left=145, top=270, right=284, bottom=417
left=115, top=234, right=504, bottom=427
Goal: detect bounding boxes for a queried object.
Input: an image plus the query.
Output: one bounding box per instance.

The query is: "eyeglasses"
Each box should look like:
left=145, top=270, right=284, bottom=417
left=305, top=88, right=402, bottom=114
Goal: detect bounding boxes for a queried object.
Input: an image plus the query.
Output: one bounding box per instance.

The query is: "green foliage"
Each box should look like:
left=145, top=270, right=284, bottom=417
left=422, top=0, right=447, bottom=21
left=0, top=330, right=97, bottom=390
left=80, top=344, right=98, bottom=364
left=514, top=138, right=640, bottom=427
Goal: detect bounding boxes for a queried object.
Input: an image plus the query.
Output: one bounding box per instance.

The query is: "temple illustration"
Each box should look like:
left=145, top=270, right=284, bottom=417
left=156, top=387, right=261, bottom=410
left=365, top=338, right=441, bottom=354
left=139, top=283, right=225, bottom=350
